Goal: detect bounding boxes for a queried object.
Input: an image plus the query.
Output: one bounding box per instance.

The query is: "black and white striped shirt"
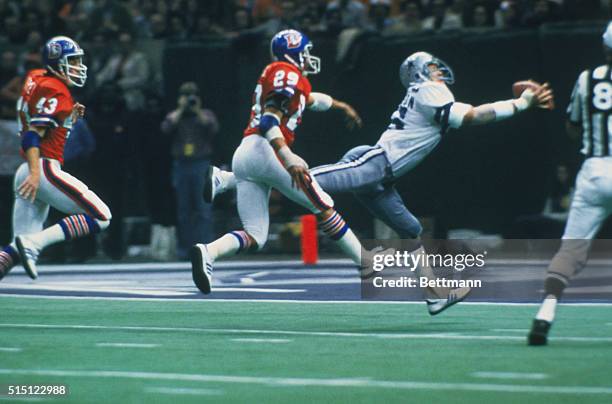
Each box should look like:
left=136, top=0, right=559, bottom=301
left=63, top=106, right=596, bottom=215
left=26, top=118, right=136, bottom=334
left=568, top=65, right=612, bottom=157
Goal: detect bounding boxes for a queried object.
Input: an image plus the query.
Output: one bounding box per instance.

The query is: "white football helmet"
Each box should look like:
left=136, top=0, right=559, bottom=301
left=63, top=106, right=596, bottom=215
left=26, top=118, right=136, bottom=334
left=399, top=51, right=454, bottom=88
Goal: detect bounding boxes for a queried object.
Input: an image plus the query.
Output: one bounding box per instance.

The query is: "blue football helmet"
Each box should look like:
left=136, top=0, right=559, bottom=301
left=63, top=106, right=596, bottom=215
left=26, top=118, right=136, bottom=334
left=42, top=36, right=88, bottom=87
left=270, top=29, right=320, bottom=75
left=399, top=51, right=454, bottom=88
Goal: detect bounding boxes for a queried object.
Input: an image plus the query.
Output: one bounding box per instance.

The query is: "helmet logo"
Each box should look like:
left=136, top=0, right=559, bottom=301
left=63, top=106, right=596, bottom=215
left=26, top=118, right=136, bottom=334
left=47, top=42, right=62, bottom=59
left=283, top=32, right=302, bottom=49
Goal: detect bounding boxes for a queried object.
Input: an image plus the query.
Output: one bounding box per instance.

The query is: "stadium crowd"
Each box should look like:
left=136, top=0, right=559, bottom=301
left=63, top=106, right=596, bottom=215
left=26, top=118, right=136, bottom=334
left=0, top=0, right=609, bottom=46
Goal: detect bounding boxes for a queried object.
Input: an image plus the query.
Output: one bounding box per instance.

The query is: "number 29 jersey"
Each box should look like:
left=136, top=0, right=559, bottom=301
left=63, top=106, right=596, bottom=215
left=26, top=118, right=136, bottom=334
left=568, top=65, right=612, bottom=157
left=17, top=69, right=75, bottom=165
left=243, top=61, right=311, bottom=147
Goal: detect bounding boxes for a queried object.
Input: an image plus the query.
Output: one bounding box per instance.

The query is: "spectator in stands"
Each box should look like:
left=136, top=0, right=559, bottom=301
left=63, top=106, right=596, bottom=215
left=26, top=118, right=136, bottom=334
left=88, top=0, right=133, bottom=38
left=299, top=1, right=328, bottom=35
left=149, top=13, right=168, bottom=39
left=0, top=50, right=20, bottom=120
left=96, top=31, right=150, bottom=112
left=467, top=3, right=494, bottom=29
left=161, top=82, right=218, bottom=260
left=495, top=1, right=522, bottom=29
left=0, top=0, right=18, bottom=22
left=368, top=0, right=393, bottom=33
left=422, top=0, right=463, bottom=31
left=189, top=13, right=226, bottom=39
left=17, top=30, right=43, bottom=75
left=325, top=0, right=368, bottom=31
left=167, top=12, right=188, bottom=40
left=383, top=0, right=423, bottom=36
left=1, top=14, right=25, bottom=44
left=522, top=0, right=561, bottom=27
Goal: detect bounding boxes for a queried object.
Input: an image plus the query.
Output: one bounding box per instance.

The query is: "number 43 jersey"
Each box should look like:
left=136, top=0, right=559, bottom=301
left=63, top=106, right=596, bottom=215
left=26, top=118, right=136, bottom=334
left=568, top=65, right=612, bottom=158
left=243, top=61, right=312, bottom=147
left=17, top=69, right=75, bottom=165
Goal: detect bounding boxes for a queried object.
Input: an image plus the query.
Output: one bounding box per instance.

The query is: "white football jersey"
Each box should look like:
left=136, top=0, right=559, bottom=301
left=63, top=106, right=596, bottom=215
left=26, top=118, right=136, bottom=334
left=568, top=65, right=612, bottom=157
left=377, top=81, right=465, bottom=177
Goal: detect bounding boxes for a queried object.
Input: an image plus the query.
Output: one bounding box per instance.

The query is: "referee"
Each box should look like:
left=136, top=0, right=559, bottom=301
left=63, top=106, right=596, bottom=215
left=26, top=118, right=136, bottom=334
left=528, top=21, right=612, bottom=345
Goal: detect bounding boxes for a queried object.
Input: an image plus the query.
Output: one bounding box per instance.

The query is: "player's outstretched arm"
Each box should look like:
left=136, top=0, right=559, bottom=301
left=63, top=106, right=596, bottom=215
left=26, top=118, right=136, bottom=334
left=307, top=92, right=363, bottom=129
left=460, top=82, right=554, bottom=127
left=18, top=126, right=46, bottom=202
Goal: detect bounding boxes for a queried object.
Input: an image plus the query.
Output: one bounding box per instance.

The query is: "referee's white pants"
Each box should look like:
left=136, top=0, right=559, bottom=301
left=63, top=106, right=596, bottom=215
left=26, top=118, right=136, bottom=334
left=232, top=135, right=333, bottom=249
left=563, top=157, right=612, bottom=239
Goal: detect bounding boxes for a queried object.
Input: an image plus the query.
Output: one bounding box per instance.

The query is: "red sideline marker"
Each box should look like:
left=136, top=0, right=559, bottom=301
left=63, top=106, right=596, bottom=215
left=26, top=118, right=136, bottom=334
left=301, top=214, right=318, bottom=265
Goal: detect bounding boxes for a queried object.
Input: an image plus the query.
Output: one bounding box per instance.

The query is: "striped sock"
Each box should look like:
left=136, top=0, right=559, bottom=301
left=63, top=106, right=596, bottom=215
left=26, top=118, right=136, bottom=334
left=320, top=212, right=361, bottom=265
left=320, top=211, right=349, bottom=240
left=207, top=231, right=254, bottom=262
left=58, top=214, right=101, bottom=240
left=0, top=246, right=19, bottom=276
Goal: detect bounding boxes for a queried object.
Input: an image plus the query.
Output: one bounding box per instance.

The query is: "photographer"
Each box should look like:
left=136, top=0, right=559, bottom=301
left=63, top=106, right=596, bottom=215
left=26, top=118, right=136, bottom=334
left=161, top=82, right=218, bottom=260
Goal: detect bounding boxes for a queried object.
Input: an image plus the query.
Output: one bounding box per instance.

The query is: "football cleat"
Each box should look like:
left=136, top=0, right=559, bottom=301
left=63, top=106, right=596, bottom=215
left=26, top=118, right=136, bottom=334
left=359, top=246, right=395, bottom=279
left=527, top=319, right=552, bottom=346
left=0, top=249, right=16, bottom=281
left=203, top=166, right=221, bottom=203
left=15, top=236, right=41, bottom=280
left=191, top=243, right=213, bottom=294
left=426, top=286, right=471, bottom=316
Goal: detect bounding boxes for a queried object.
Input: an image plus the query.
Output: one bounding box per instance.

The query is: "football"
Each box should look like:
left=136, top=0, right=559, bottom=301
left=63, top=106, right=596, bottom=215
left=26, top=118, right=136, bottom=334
left=513, top=80, right=555, bottom=109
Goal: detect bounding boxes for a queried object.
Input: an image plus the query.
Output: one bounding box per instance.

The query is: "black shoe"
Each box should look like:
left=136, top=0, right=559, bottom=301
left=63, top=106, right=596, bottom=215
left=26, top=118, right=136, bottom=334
left=528, top=319, right=552, bottom=346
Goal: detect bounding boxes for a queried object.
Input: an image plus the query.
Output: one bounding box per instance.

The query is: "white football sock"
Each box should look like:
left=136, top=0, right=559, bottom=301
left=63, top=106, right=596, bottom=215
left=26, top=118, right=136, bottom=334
left=218, top=169, right=237, bottom=192
left=207, top=233, right=241, bottom=262
left=25, top=224, right=66, bottom=249
left=333, top=228, right=361, bottom=265
left=535, top=295, right=557, bottom=322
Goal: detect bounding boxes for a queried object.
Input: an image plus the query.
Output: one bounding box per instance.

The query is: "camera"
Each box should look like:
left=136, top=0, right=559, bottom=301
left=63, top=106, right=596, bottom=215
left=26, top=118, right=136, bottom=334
left=186, top=95, right=199, bottom=107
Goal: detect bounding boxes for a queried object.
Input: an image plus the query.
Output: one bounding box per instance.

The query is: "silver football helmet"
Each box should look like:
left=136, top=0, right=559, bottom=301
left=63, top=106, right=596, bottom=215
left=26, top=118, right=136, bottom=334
left=399, top=51, right=454, bottom=88
left=603, top=20, right=612, bottom=49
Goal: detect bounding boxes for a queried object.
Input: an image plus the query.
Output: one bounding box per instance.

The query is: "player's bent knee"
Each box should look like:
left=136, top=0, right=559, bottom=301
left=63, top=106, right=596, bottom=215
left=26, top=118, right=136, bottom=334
left=95, top=219, right=111, bottom=232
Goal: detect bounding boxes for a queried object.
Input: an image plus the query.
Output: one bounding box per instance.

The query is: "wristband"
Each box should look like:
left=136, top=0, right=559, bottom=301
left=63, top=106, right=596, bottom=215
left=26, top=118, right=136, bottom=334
left=309, top=92, right=333, bottom=111
left=260, top=112, right=281, bottom=141
left=21, top=130, right=41, bottom=152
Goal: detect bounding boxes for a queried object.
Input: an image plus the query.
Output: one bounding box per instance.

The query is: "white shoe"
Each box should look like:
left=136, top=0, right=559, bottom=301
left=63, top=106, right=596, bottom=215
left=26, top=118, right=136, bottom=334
left=15, top=235, right=41, bottom=280
left=360, top=246, right=395, bottom=279
left=203, top=166, right=221, bottom=203
left=426, top=286, right=471, bottom=316
left=191, top=243, right=213, bottom=294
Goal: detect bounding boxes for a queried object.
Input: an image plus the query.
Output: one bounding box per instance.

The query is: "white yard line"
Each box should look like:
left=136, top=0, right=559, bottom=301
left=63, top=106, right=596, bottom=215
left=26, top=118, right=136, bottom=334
left=490, top=329, right=529, bottom=333
left=0, top=368, right=611, bottom=395
left=2, top=293, right=612, bottom=306
left=231, top=338, right=292, bottom=343
left=95, top=343, right=160, bottom=348
left=1, top=323, right=611, bottom=343
left=144, top=387, right=223, bottom=396
left=0, top=347, right=22, bottom=352
left=472, top=372, right=549, bottom=380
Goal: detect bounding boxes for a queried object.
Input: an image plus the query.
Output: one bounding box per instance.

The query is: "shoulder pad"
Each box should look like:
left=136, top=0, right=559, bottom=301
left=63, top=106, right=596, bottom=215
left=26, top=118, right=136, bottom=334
left=415, top=82, right=454, bottom=107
